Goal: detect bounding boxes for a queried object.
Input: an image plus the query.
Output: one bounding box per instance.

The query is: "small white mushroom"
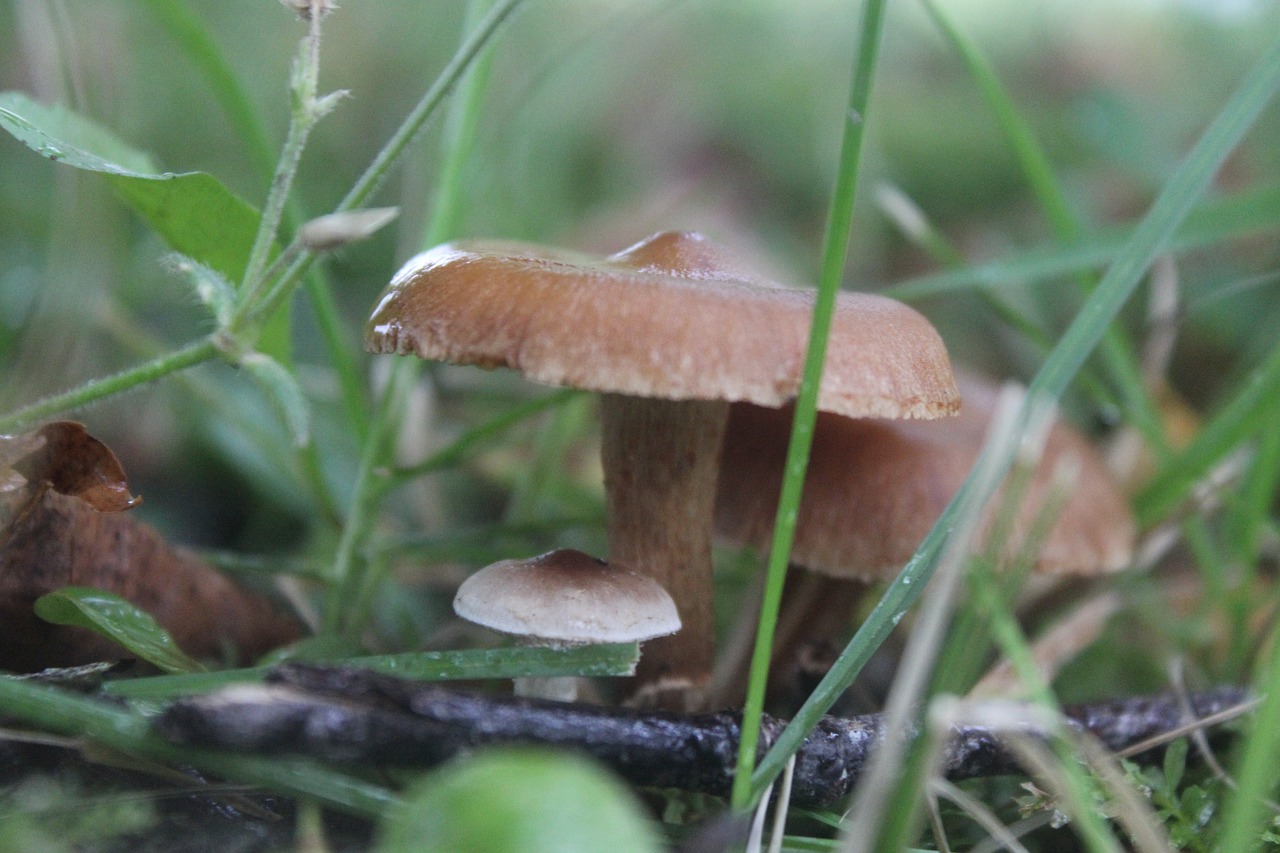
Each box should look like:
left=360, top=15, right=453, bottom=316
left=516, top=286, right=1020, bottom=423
left=453, top=549, right=681, bottom=701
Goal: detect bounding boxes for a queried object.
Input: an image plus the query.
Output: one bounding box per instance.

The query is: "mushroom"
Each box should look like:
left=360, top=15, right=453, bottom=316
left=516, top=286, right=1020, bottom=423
left=452, top=548, right=681, bottom=701
left=711, top=369, right=1137, bottom=704
left=716, top=369, right=1136, bottom=577
left=366, top=231, right=959, bottom=708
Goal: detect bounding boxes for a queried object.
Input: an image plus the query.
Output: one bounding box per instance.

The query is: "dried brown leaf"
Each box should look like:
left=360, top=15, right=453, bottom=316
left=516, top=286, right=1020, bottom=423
left=0, top=422, right=301, bottom=672
left=11, top=421, right=140, bottom=512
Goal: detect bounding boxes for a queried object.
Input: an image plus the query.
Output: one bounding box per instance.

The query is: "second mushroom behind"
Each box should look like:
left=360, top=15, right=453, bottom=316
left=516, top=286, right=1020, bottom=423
left=367, top=231, right=960, bottom=709
left=712, top=369, right=1137, bottom=706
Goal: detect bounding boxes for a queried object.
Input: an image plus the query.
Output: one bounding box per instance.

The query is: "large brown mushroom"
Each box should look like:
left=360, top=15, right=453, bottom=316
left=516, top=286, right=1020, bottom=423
left=366, top=231, right=959, bottom=708
left=712, top=369, right=1137, bottom=704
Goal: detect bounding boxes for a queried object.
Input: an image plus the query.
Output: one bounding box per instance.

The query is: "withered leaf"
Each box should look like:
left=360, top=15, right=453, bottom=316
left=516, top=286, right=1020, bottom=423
left=9, top=421, right=140, bottom=512
left=0, top=422, right=302, bottom=672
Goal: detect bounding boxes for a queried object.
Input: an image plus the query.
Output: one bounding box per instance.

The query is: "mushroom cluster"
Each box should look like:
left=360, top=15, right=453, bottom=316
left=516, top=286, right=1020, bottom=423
left=366, top=231, right=960, bottom=708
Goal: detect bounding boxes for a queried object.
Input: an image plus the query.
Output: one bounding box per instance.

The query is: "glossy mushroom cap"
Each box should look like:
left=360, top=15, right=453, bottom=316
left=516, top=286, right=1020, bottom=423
left=453, top=549, right=682, bottom=645
left=366, top=231, right=959, bottom=420
left=715, top=370, right=1137, bottom=579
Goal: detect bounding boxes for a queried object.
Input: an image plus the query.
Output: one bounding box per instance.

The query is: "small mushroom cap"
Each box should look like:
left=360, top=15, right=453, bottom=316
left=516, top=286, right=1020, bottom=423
left=453, top=549, right=682, bottom=644
left=715, top=370, right=1137, bottom=578
left=367, top=231, right=959, bottom=421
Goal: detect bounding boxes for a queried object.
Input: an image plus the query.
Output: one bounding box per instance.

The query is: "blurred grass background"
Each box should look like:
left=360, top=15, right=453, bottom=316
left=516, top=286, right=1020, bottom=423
left=1, top=0, right=1278, bottom=699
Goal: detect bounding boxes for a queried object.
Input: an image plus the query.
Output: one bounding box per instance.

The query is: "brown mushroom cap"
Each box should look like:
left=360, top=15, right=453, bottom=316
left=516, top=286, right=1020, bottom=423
left=366, top=231, right=959, bottom=420
left=453, top=549, right=682, bottom=645
left=715, top=370, right=1137, bottom=578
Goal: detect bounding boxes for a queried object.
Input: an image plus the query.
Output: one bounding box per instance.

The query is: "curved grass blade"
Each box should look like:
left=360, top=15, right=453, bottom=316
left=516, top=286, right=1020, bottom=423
left=730, top=0, right=888, bottom=811
left=920, top=0, right=1162, bottom=448
left=884, top=184, right=1280, bottom=302
left=103, top=644, right=640, bottom=701
left=0, top=674, right=396, bottom=818
left=34, top=587, right=205, bottom=675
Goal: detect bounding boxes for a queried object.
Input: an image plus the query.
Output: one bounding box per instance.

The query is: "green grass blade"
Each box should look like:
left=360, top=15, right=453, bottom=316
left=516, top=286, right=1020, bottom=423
left=337, top=0, right=525, bottom=216
left=103, top=644, right=641, bottom=701
left=421, top=0, right=496, bottom=249
left=33, top=588, right=205, bottom=675
left=748, top=27, right=1280, bottom=804
left=0, top=676, right=396, bottom=818
left=1134, top=337, right=1280, bottom=526
left=144, top=0, right=277, bottom=184
left=921, top=0, right=1077, bottom=240
left=884, top=184, right=1280, bottom=301
left=729, top=0, right=888, bottom=811
left=922, top=0, right=1164, bottom=447
left=876, top=185, right=1116, bottom=407
left=1214, top=623, right=1280, bottom=852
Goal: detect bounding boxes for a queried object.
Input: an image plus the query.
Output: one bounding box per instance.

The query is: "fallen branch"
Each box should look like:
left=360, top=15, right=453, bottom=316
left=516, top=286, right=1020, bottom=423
left=155, top=663, right=1249, bottom=808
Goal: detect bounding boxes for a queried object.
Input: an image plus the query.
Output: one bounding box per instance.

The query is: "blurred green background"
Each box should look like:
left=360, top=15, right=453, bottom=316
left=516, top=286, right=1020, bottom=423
left=0, top=0, right=1277, bottom=660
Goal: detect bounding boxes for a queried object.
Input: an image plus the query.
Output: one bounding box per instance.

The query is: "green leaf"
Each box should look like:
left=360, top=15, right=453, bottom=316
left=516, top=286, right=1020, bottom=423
left=0, top=91, right=259, bottom=284
left=1163, top=737, right=1188, bottom=792
left=0, top=91, right=292, bottom=364
left=33, top=587, right=205, bottom=675
left=378, top=748, right=663, bottom=853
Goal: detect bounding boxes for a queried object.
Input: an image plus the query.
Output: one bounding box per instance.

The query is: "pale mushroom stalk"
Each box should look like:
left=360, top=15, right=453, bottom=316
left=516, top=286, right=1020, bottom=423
left=512, top=641, right=588, bottom=703
left=600, top=395, right=728, bottom=706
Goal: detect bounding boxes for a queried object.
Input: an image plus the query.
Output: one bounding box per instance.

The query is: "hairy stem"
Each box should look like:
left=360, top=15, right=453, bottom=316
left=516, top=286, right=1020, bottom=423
left=232, top=8, right=329, bottom=335
left=0, top=338, right=218, bottom=434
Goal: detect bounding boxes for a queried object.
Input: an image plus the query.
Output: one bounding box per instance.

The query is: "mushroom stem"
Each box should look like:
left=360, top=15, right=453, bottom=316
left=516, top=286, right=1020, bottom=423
left=600, top=394, right=728, bottom=710
left=512, top=638, right=582, bottom=702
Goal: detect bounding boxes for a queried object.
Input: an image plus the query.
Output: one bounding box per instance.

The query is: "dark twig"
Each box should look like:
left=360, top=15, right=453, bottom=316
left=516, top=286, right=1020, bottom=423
left=154, top=663, right=1250, bottom=809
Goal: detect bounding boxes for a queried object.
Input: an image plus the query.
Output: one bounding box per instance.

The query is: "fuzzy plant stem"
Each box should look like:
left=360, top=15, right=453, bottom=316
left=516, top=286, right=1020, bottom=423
left=730, top=0, right=887, bottom=810
left=0, top=1, right=520, bottom=438
left=239, top=0, right=526, bottom=335
left=230, top=6, right=332, bottom=337
left=321, top=0, right=511, bottom=639
left=322, top=360, right=417, bottom=635
left=156, top=663, right=1250, bottom=811
left=149, top=0, right=370, bottom=441
left=0, top=338, right=218, bottom=434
